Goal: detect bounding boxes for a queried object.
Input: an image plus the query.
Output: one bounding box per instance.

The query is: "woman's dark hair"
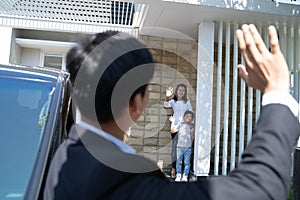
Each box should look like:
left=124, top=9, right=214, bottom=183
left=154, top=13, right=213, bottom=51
left=173, top=83, right=188, bottom=103
left=68, top=31, right=154, bottom=123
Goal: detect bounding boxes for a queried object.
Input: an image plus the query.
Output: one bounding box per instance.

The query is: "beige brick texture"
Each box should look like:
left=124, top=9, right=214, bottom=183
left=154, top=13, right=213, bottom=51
left=125, top=35, right=198, bottom=170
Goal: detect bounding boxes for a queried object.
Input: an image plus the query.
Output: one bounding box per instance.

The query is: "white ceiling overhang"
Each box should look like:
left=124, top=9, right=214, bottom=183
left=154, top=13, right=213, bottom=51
left=139, top=0, right=300, bottom=40
left=15, top=38, right=76, bottom=53
left=1, top=0, right=300, bottom=40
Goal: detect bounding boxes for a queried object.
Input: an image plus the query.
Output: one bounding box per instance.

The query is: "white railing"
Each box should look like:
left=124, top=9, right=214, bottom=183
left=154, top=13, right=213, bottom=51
left=0, top=0, right=148, bottom=35
left=212, top=21, right=299, bottom=175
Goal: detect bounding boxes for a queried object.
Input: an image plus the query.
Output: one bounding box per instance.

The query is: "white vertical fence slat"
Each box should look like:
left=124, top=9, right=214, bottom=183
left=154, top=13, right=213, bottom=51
left=230, top=23, right=238, bottom=171
left=238, top=56, right=246, bottom=161
left=246, top=86, right=253, bottom=145
left=289, top=27, right=295, bottom=98
left=214, top=21, right=223, bottom=176
left=287, top=26, right=292, bottom=72
left=294, top=28, right=299, bottom=102
left=222, top=22, right=231, bottom=175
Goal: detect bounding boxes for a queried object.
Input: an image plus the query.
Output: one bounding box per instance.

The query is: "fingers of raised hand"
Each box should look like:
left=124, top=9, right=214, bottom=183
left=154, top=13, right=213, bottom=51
left=237, top=24, right=289, bottom=93
left=237, top=25, right=266, bottom=80
left=241, top=24, right=262, bottom=58
left=248, top=24, right=269, bottom=54
left=236, top=25, right=259, bottom=75
left=236, top=29, right=246, bottom=51
left=166, top=87, right=174, bottom=97
left=237, top=65, right=249, bottom=84
left=236, top=25, right=268, bottom=91
left=268, top=25, right=280, bottom=54
left=236, top=26, right=260, bottom=70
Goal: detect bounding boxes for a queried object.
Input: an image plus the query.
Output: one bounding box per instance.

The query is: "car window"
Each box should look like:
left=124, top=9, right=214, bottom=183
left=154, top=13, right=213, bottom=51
left=0, top=76, right=55, bottom=200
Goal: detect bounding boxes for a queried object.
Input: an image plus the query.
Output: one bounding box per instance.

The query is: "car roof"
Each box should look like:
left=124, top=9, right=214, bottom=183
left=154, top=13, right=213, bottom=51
left=0, top=63, right=69, bottom=83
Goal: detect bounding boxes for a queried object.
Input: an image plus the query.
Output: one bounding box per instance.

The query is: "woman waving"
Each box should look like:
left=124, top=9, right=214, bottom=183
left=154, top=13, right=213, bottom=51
left=164, top=83, right=193, bottom=179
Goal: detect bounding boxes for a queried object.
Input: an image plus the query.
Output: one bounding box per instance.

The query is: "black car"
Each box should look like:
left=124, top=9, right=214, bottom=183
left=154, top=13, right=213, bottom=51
left=0, top=64, right=70, bottom=200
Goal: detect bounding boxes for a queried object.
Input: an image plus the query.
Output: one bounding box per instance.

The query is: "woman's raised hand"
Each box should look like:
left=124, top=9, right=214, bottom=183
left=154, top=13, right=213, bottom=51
left=166, top=87, right=174, bottom=97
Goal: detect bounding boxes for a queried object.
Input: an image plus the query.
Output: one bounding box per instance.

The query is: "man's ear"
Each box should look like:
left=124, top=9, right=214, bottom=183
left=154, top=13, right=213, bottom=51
left=129, top=93, right=147, bottom=122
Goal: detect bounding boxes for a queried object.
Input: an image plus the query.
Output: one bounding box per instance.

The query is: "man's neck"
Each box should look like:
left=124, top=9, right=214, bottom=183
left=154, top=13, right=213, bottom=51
left=81, top=117, right=125, bottom=141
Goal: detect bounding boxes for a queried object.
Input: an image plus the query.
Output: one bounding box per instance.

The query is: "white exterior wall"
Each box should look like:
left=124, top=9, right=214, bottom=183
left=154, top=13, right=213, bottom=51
left=10, top=29, right=22, bottom=65
left=0, top=27, right=12, bottom=65
left=20, top=48, right=41, bottom=67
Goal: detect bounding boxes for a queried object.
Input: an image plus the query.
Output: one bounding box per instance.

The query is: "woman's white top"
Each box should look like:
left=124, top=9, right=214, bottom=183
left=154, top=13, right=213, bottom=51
left=164, top=99, right=193, bottom=132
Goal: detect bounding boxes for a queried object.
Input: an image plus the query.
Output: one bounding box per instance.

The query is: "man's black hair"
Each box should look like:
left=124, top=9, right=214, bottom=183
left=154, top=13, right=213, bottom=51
left=68, top=31, right=154, bottom=123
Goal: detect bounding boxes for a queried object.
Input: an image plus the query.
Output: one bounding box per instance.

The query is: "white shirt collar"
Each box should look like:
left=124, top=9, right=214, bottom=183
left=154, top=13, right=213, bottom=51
left=77, top=121, right=135, bottom=154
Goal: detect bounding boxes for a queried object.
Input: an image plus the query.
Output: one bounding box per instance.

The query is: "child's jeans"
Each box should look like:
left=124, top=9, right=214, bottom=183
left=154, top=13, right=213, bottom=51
left=176, top=147, right=191, bottom=176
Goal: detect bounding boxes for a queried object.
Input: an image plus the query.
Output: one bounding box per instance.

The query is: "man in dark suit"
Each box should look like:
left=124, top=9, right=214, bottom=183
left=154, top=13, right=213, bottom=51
left=44, top=25, right=300, bottom=199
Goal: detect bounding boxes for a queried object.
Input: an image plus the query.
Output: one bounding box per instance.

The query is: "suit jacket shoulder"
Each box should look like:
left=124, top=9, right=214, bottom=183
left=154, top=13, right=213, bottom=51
left=44, top=104, right=300, bottom=200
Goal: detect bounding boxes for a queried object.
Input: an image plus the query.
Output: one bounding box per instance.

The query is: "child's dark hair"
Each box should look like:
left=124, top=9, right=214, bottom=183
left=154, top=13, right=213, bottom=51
left=184, top=110, right=194, bottom=120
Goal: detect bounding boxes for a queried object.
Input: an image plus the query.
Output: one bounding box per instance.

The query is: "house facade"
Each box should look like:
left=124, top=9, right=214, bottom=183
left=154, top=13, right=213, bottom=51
left=1, top=0, right=300, bottom=177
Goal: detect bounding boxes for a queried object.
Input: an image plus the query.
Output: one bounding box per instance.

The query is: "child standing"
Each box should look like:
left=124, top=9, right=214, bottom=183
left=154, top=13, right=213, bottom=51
left=175, top=110, right=195, bottom=182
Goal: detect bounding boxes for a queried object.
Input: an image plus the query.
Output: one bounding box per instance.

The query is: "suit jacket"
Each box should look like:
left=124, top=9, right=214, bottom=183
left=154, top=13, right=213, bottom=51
left=44, top=104, right=300, bottom=200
